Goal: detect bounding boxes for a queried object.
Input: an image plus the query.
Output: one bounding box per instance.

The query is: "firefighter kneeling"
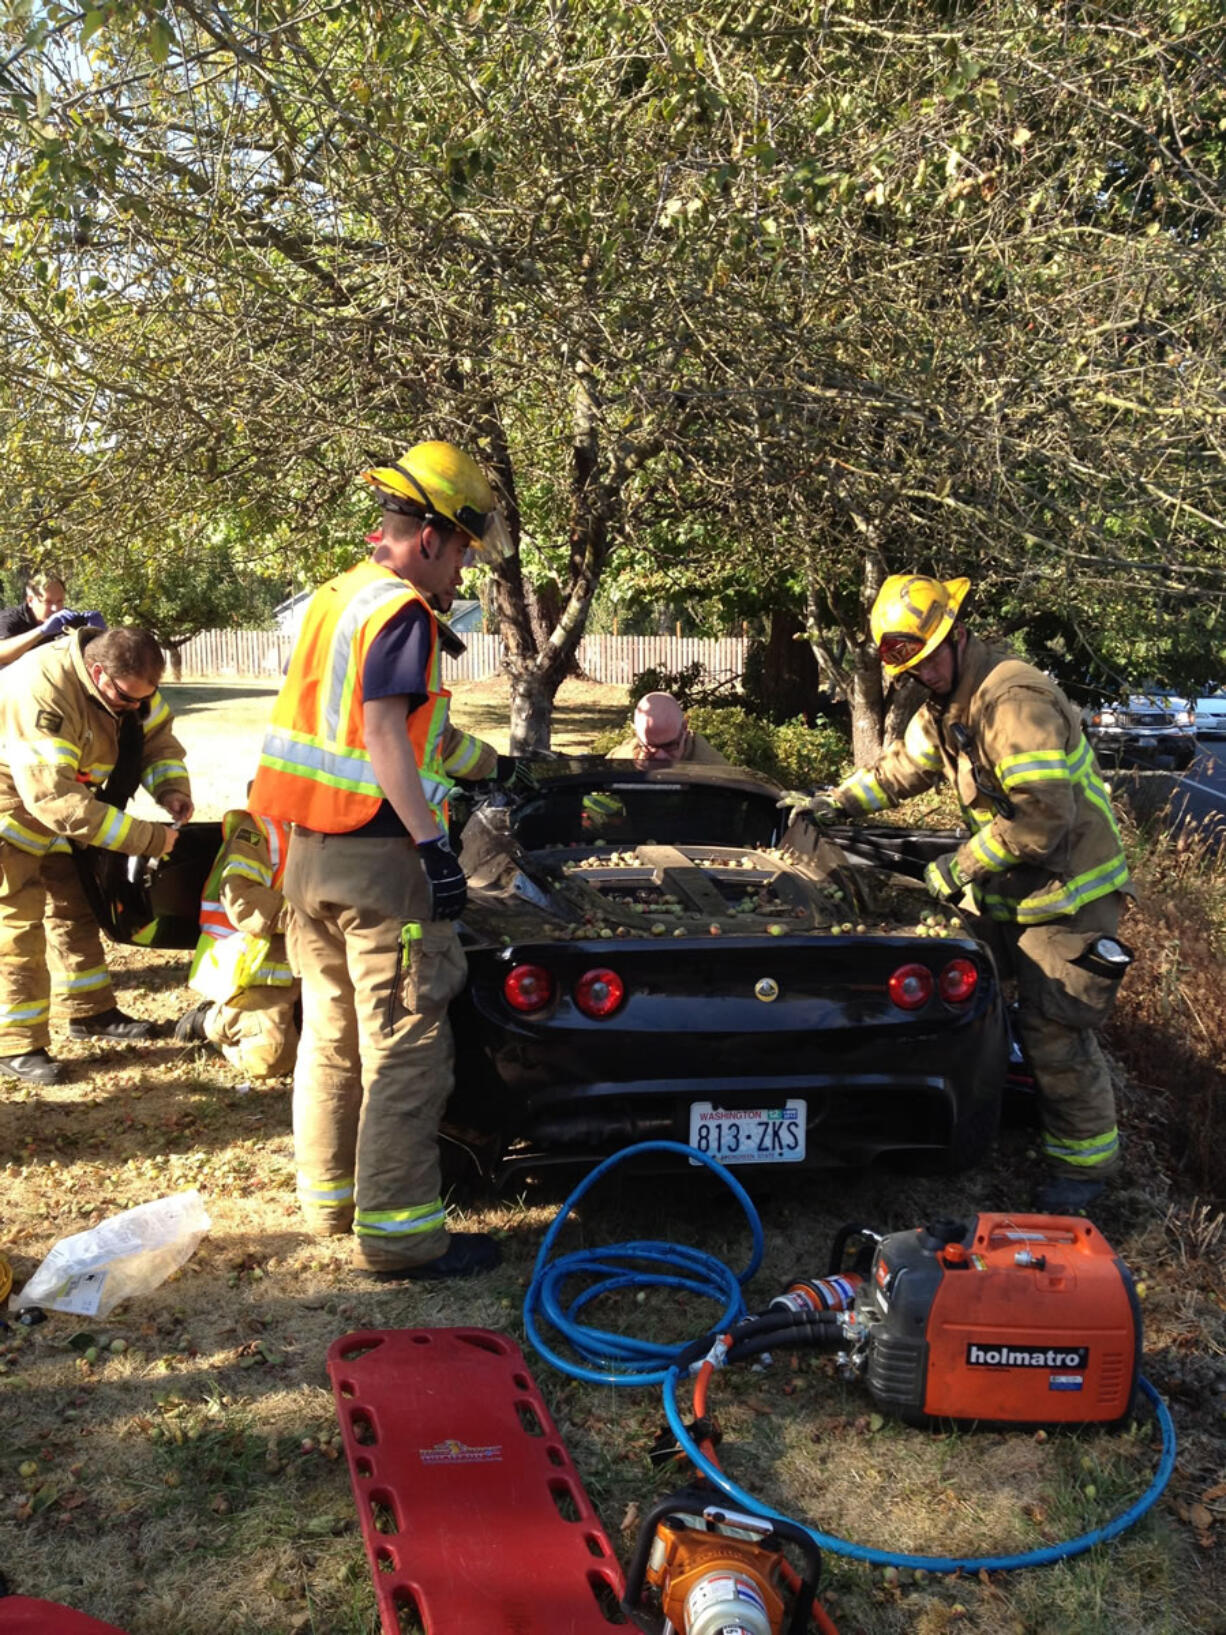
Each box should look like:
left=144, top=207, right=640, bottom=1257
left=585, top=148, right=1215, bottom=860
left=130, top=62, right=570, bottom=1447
left=175, top=808, right=299, bottom=1080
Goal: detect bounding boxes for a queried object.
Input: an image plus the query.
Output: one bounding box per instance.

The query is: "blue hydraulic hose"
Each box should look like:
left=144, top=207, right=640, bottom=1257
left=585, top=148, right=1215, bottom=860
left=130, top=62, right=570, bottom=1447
left=524, top=1139, right=1178, bottom=1575
left=663, top=1367, right=1177, bottom=1574
left=522, top=1139, right=765, bottom=1387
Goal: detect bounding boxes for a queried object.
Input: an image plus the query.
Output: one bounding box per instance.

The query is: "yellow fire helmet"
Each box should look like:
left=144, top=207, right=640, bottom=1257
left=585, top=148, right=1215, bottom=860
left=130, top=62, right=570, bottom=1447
left=870, top=573, right=971, bottom=677
left=360, top=440, right=513, bottom=561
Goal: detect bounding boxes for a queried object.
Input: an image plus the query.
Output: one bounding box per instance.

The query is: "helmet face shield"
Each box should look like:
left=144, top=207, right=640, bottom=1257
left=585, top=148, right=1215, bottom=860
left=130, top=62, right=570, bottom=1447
left=877, top=632, right=927, bottom=671
left=456, top=503, right=513, bottom=563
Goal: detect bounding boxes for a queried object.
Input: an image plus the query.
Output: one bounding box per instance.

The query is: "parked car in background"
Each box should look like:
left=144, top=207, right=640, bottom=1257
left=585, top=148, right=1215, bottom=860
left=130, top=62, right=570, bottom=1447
left=1083, top=690, right=1197, bottom=770
left=78, top=761, right=1011, bottom=1184
left=1191, top=689, right=1226, bottom=739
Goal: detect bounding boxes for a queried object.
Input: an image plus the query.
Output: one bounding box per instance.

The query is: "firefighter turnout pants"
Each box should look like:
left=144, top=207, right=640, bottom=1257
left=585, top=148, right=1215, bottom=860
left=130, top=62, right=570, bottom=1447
left=284, top=829, right=468, bottom=1271
left=980, top=891, right=1128, bottom=1182
left=204, top=983, right=300, bottom=1081
left=0, top=841, right=117, bottom=1054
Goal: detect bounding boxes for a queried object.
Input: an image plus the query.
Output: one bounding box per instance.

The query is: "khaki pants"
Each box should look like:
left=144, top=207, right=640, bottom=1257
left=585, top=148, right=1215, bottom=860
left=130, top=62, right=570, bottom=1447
left=0, top=843, right=115, bottom=1053
left=285, top=830, right=468, bottom=1270
left=205, top=983, right=300, bottom=1080
left=979, top=892, right=1127, bottom=1181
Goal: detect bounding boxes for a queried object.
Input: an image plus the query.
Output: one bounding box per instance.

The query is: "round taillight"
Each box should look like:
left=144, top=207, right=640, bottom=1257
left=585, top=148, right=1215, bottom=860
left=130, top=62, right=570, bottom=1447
left=939, top=957, right=979, bottom=1005
left=888, top=962, right=934, bottom=1011
left=503, top=964, right=554, bottom=1014
left=574, top=967, right=625, bottom=1019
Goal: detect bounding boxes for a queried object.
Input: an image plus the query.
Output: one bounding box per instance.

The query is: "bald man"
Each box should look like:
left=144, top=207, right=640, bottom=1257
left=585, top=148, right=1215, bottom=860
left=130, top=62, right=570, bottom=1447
left=607, top=692, right=729, bottom=768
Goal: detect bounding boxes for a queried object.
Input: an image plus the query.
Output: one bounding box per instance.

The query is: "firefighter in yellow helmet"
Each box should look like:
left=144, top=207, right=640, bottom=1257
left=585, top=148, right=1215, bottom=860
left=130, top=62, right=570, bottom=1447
left=248, top=440, right=520, bottom=1279
left=778, top=573, right=1133, bottom=1214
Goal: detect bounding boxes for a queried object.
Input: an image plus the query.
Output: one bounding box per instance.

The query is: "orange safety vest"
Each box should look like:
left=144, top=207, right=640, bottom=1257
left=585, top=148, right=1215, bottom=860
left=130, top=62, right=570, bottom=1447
left=249, top=560, right=453, bottom=833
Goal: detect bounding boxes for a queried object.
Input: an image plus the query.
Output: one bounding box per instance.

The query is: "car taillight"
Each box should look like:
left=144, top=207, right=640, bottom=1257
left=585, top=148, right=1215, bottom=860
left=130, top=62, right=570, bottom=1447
left=939, top=957, right=979, bottom=1005
left=503, top=964, right=554, bottom=1014
left=574, top=967, right=625, bottom=1019
left=888, top=963, right=934, bottom=1011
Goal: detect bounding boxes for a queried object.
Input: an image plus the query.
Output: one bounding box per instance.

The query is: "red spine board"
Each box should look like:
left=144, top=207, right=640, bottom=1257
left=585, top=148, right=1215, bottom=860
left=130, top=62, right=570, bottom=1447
left=922, top=1214, right=1140, bottom=1423
left=326, top=1327, right=625, bottom=1635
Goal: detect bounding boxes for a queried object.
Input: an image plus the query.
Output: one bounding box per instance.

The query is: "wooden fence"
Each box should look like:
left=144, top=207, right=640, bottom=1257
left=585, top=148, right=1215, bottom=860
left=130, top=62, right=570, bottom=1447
left=172, top=629, right=751, bottom=687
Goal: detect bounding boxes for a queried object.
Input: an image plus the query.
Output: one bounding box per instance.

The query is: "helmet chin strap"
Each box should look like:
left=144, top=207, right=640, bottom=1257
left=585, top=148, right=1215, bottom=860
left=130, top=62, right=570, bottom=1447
left=918, top=628, right=963, bottom=709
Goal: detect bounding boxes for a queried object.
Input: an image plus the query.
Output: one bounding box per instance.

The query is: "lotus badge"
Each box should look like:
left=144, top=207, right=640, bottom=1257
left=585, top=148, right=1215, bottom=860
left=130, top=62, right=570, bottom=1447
left=754, top=977, right=780, bottom=1003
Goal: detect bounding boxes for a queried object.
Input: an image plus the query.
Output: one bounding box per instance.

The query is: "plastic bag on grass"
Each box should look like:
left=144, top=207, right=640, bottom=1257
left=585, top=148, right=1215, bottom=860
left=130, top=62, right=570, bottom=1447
left=10, top=1189, right=211, bottom=1318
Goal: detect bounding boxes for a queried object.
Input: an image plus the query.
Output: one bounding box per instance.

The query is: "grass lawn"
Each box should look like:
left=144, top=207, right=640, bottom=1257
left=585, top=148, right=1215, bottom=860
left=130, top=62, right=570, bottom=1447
left=153, top=676, right=630, bottom=819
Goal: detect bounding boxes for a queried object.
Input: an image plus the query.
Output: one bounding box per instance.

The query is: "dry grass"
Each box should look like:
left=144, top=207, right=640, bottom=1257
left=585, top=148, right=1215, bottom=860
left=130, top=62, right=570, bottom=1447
left=1, top=686, right=1224, bottom=1634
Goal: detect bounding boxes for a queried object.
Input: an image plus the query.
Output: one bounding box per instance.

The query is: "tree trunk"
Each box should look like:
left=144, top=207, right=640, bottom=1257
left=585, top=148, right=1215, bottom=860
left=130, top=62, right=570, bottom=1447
left=508, top=668, right=556, bottom=755
left=755, top=609, right=827, bottom=723
left=846, top=649, right=886, bottom=767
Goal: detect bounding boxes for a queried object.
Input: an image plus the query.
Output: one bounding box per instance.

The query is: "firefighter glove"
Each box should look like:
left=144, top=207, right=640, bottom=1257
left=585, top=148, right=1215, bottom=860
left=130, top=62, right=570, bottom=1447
left=776, top=790, right=841, bottom=824
left=924, top=852, right=967, bottom=902
left=493, top=755, right=539, bottom=795
left=418, top=834, right=468, bottom=921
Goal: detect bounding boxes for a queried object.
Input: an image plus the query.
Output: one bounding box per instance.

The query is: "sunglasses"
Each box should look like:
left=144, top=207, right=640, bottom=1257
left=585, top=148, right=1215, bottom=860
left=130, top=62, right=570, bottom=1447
left=878, top=633, right=926, bottom=668
left=101, top=669, right=153, bottom=706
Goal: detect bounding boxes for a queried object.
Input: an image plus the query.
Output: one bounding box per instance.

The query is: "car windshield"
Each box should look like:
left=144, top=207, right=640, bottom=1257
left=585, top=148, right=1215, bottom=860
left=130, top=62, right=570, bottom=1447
left=509, top=780, right=782, bottom=852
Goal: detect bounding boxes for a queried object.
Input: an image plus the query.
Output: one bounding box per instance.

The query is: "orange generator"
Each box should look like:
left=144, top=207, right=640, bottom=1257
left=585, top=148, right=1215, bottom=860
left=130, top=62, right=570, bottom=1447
left=844, top=1215, right=1141, bottom=1426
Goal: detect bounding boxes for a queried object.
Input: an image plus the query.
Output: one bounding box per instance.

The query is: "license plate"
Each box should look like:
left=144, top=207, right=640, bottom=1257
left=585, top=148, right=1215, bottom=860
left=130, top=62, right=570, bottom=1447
left=688, top=1101, right=806, bottom=1165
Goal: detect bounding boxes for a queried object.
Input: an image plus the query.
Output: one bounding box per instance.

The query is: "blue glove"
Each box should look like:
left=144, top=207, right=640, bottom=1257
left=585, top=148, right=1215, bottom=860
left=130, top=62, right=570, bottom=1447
left=924, top=853, right=967, bottom=902
left=417, top=834, right=468, bottom=921
left=40, top=608, right=85, bottom=638
left=80, top=610, right=107, bottom=630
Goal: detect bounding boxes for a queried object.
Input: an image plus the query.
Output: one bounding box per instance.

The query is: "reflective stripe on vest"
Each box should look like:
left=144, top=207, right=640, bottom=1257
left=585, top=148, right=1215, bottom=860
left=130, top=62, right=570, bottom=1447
left=249, top=561, right=454, bottom=833
left=189, top=811, right=294, bottom=989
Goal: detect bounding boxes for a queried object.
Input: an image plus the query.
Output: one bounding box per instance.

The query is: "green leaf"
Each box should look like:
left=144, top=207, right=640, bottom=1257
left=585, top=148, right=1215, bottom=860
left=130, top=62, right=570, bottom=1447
left=148, top=17, right=172, bottom=66
left=80, top=9, right=105, bottom=46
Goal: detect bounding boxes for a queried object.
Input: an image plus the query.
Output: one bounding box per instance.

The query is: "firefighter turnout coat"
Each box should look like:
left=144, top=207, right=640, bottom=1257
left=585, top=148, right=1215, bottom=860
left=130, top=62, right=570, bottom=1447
left=829, top=634, right=1131, bottom=1182
left=0, top=629, right=189, bottom=860
left=0, top=629, right=189, bottom=1052
left=831, top=636, right=1129, bottom=926
left=189, top=809, right=298, bottom=1080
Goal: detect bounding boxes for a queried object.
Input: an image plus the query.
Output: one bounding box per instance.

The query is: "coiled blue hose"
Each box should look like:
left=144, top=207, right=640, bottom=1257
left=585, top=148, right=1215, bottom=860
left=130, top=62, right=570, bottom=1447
left=524, top=1139, right=1177, bottom=1573
left=523, top=1139, right=764, bottom=1386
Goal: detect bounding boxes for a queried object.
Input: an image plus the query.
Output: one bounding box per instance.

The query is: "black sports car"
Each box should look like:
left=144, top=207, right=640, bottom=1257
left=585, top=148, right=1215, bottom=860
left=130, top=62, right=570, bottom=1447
left=83, top=759, right=1011, bottom=1185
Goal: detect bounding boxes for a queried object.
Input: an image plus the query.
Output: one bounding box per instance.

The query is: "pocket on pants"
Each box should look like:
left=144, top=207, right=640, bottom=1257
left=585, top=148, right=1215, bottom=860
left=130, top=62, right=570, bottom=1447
left=397, top=922, right=468, bottom=1017
left=1019, top=925, right=1132, bottom=1031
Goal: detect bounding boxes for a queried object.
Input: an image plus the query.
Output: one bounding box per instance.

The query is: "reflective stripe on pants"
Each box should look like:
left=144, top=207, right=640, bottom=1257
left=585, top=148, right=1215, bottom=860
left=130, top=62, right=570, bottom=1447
left=285, top=830, right=461, bottom=1270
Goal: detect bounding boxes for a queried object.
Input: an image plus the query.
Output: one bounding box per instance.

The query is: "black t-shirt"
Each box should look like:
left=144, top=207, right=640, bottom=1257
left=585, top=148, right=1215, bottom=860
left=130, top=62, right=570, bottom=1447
left=0, top=604, right=37, bottom=640
left=351, top=603, right=435, bottom=838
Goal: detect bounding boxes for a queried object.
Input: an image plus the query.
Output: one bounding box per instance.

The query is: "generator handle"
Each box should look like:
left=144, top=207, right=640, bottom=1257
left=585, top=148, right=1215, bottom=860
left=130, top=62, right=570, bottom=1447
left=828, top=1222, right=882, bottom=1277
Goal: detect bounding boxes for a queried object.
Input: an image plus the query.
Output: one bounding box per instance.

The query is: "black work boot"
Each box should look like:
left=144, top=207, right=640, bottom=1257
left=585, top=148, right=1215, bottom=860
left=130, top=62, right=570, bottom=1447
left=1034, top=1175, right=1106, bottom=1216
left=0, top=1049, right=64, bottom=1086
left=69, top=1006, right=158, bottom=1042
left=173, top=1001, right=213, bottom=1045
left=368, top=1233, right=502, bottom=1282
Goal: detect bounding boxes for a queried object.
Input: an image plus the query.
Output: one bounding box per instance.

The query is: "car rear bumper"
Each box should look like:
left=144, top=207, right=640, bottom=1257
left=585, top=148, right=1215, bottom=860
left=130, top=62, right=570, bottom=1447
left=473, top=1067, right=1001, bottom=1181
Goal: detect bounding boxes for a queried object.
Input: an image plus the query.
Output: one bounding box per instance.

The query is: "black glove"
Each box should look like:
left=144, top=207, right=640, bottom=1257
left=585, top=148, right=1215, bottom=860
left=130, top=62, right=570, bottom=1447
left=493, top=755, right=540, bottom=795
left=417, top=834, right=468, bottom=921
left=924, top=852, right=967, bottom=902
